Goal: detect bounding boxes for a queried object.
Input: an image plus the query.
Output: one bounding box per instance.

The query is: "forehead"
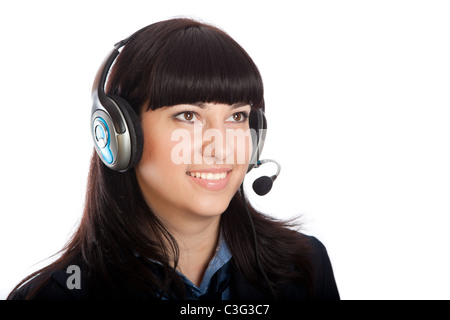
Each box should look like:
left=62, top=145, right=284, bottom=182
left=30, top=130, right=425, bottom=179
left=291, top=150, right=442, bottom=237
left=187, top=102, right=250, bottom=109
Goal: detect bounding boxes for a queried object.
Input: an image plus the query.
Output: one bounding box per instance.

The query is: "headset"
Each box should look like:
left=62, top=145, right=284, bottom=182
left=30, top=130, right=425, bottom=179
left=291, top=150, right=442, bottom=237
left=90, top=26, right=267, bottom=173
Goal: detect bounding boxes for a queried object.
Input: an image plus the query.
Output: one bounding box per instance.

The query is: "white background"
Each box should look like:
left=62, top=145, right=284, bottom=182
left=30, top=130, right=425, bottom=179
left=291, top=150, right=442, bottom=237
left=1, top=0, right=449, bottom=300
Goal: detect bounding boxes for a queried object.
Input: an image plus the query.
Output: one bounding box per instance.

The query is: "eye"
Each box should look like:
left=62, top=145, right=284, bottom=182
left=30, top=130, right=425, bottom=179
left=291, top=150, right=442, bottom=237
left=227, top=112, right=249, bottom=123
left=174, top=111, right=200, bottom=123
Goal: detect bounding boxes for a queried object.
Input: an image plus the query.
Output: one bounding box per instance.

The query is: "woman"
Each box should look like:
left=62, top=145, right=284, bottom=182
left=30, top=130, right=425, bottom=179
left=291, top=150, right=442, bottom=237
left=9, top=18, right=339, bottom=300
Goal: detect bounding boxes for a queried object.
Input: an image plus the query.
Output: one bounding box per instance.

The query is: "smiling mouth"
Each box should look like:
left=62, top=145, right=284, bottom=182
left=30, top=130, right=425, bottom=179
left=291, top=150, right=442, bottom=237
left=186, top=171, right=228, bottom=180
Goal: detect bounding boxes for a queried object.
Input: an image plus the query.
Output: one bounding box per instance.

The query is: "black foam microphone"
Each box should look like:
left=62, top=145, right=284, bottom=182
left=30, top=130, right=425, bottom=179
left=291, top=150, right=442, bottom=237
left=252, top=159, right=281, bottom=196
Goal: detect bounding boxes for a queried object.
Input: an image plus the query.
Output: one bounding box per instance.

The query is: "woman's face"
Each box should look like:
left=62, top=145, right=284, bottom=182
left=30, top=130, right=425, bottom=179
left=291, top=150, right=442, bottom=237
left=135, top=102, right=252, bottom=221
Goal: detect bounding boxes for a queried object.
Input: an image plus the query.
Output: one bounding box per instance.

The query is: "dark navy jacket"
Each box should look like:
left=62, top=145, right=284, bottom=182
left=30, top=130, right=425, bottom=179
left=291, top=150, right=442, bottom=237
left=9, top=235, right=339, bottom=300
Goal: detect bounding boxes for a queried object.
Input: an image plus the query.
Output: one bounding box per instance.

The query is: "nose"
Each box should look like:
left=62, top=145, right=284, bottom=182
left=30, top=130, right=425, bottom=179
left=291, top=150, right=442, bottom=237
left=201, top=123, right=233, bottom=165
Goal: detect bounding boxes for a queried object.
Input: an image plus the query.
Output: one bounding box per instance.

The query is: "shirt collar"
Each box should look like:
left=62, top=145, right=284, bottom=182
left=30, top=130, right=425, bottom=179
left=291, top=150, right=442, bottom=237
left=142, top=231, right=233, bottom=299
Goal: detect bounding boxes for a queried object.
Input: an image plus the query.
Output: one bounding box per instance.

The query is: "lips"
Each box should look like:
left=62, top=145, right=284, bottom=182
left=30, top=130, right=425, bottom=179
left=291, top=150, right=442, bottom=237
left=186, top=168, right=231, bottom=191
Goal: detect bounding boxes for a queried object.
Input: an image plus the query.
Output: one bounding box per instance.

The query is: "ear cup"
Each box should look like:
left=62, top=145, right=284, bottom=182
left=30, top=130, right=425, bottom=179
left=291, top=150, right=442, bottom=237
left=91, top=91, right=143, bottom=172
left=248, top=108, right=267, bottom=172
left=108, top=95, right=144, bottom=170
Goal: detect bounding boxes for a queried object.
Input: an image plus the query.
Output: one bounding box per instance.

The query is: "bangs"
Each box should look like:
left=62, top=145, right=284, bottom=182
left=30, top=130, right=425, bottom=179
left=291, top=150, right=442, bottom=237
left=146, top=24, right=264, bottom=110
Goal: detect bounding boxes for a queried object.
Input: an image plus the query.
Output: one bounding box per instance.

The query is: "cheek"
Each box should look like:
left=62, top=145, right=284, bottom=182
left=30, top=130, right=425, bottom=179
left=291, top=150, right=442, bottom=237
left=228, top=130, right=252, bottom=183
left=227, top=128, right=253, bottom=165
left=136, top=126, right=181, bottom=183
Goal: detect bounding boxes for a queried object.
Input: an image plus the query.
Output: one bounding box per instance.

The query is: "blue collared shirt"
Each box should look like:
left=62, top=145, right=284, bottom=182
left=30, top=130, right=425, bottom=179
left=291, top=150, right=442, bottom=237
left=157, top=234, right=232, bottom=300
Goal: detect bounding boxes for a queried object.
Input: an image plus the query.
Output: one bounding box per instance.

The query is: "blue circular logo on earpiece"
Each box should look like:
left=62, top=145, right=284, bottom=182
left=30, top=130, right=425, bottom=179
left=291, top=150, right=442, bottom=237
left=93, top=117, right=113, bottom=164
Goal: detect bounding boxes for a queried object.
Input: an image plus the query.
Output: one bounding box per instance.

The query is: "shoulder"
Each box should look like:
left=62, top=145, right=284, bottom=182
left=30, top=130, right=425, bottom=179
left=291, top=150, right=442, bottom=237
left=298, top=233, right=340, bottom=299
left=298, top=233, right=331, bottom=263
left=230, top=232, right=340, bottom=300
left=8, top=263, right=89, bottom=300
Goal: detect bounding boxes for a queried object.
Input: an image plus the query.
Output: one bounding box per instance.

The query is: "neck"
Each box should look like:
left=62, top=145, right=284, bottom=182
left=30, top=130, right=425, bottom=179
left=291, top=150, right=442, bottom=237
left=155, top=211, right=222, bottom=286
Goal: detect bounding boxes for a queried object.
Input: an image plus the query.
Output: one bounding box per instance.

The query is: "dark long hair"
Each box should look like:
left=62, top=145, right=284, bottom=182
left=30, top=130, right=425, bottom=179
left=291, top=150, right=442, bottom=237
left=9, top=18, right=313, bottom=299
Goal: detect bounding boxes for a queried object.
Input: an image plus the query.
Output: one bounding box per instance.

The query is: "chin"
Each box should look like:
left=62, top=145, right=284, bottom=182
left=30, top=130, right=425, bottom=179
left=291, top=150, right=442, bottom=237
left=188, top=195, right=234, bottom=218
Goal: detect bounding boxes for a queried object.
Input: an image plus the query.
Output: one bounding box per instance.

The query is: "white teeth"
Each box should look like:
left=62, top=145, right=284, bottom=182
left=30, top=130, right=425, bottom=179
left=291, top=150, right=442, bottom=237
left=188, top=171, right=228, bottom=180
